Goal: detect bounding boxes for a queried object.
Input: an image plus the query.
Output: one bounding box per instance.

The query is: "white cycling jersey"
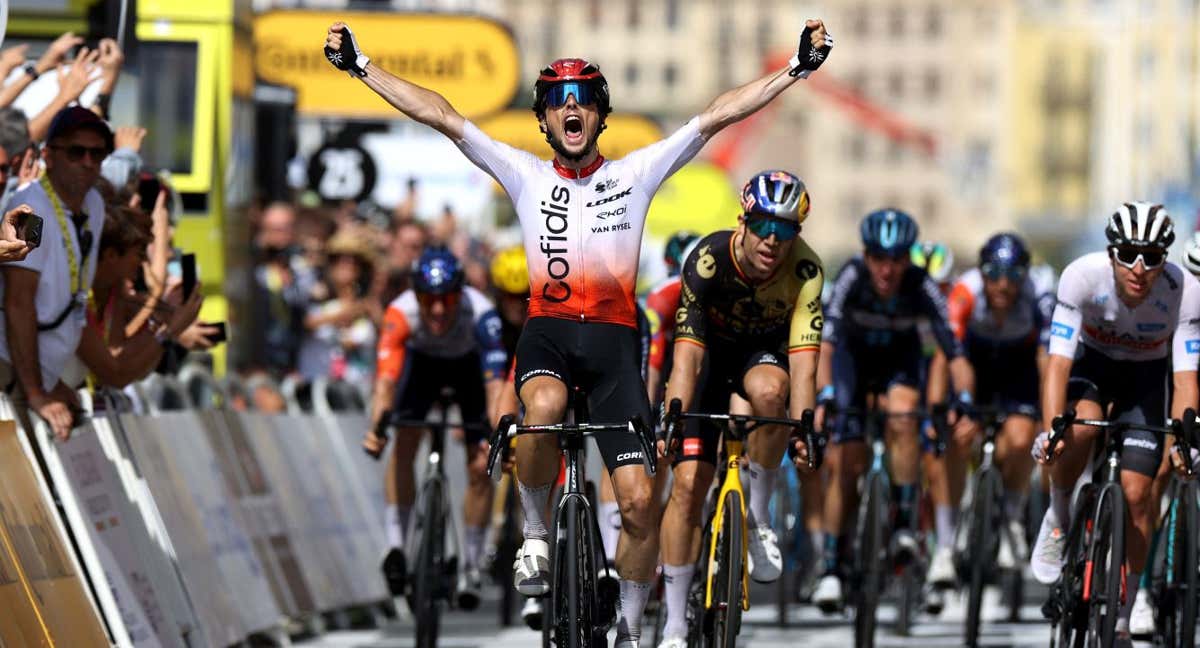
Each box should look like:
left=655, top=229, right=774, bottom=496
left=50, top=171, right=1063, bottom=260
left=455, top=118, right=705, bottom=328
left=1048, top=251, right=1200, bottom=369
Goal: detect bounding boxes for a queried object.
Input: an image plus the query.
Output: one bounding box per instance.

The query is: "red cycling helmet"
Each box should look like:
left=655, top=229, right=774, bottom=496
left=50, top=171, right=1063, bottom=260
left=532, top=58, right=612, bottom=119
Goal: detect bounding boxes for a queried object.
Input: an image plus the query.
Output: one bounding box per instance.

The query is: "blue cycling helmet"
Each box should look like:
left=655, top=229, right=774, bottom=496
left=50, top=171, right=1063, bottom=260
left=413, top=246, right=465, bottom=295
left=979, top=232, right=1031, bottom=269
left=740, top=170, right=810, bottom=223
left=860, top=208, right=918, bottom=255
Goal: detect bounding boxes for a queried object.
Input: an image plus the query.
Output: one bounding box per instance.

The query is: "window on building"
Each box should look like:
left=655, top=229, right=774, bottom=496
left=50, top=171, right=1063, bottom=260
left=664, top=63, right=678, bottom=88
left=589, top=0, right=602, bottom=25
left=889, top=6, right=905, bottom=38
left=845, top=194, right=866, bottom=221
left=847, top=69, right=869, bottom=95
left=846, top=132, right=867, bottom=164
left=886, top=139, right=905, bottom=163
left=888, top=70, right=904, bottom=100
left=925, top=6, right=942, bottom=37
left=627, top=0, right=640, bottom=28
left=924, top=69, right=940, bottom=99
left=666, top=0, right=680, bottom=30
left=922, top=195, right=939, bottom=224
left=625, top=62, right=638, bottom=86
left=851, top=4, right=869, bottom=37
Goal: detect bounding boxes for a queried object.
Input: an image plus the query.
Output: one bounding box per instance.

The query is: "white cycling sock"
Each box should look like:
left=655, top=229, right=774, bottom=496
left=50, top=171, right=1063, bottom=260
left=463, top=525, right=487, bottom=570
left=1004, top=491, right=1025, bottom=524
left=519, top=482, right=552, bottom=540
left=385, top=505, right=410, bottom=548
left=747, top=460, right=777, bottom=527
left=616, top=579, right=654, bottom=641
left=662, top=563, right=695, bottom=640
left=1050, top=486, right=1072, bottom=532
left=599, top=501, right=621, bottom=563
left=935, top=505, right=957, bottom=550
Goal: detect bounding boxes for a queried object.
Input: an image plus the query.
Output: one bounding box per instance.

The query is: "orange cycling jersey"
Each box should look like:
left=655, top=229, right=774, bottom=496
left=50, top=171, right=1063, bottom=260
left=456, top=118, right=705, bottom=328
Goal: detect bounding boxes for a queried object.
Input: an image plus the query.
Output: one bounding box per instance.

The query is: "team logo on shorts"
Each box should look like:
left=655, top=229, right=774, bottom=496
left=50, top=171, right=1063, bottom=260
left=683, top=438, right=703, bottom=456
left=1186, top=339, right=1200, bottom=354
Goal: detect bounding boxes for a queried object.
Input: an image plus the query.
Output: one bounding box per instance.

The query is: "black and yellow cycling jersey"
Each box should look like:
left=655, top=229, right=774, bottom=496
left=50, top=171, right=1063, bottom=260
left=675, top=229, right=824, bottom=354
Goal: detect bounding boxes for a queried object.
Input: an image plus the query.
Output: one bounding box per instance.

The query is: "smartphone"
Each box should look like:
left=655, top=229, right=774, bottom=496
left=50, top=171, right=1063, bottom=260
left=180, top=253, right=197, bottom=299
left=204, top=322, right=227, bottom=345
left=137, top=174, right=164, bottom=213
left=16, top=212, right=42, bottom=248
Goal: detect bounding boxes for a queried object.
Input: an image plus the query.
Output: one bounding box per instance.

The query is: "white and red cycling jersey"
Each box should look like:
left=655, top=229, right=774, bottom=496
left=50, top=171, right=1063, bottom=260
left=455, top=118, right=705, bottom=329
left=1048, top=252, right=1200, bottom=368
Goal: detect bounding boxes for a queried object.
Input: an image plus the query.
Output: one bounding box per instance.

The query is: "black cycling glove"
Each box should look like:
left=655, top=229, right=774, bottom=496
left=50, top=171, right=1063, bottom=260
left=789, top=23, right=834, bottom=78
left=325, top=24, right=371, bottom=78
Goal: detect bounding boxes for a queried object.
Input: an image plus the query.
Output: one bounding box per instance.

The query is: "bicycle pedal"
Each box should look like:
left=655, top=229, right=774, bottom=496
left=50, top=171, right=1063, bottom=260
left=1041, top=595, right=1063, bottom=623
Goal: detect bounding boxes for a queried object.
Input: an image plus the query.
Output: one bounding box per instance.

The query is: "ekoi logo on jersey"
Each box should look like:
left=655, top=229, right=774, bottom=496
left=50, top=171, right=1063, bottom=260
left=1083, top=324, right=1168, bottom=351
left=539, top=186, right=572, bottom=303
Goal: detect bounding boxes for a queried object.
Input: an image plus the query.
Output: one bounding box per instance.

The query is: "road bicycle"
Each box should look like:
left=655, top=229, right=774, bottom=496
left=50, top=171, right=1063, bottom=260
left=1041, top=409, right=1184, bottom=648
left=952, top=406, right=1024, bottom=647
left=661, top=398, right=820, bottom=648
left=822, top=403, right=944, bottom=648
left=1147, top=410, right=1198, bottom=648
left=372, top=388, right=487, bottom=648
left=487, top=386, right=656, bottom=648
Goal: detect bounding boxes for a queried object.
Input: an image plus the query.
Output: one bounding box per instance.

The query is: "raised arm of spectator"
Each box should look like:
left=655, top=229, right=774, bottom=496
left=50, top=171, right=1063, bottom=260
left=28, top=47, right=99, bottom=143
left=697, top=20, right=832, bottom=139
left=91, top=39, right=124, bottom=119
left=101, top=127, right=146, bottom=188
left=81, top=287, right=201, bottom=387
left=324, top=23, right=465, bottom=139
left=0, top=45, right=30, bottom=108
left=0, top=33, right=82, bottom=112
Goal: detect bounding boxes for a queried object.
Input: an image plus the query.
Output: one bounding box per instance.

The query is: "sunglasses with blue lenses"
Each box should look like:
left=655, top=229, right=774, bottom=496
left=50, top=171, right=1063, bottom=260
left=543, top=82, right=598, bottom=108
left=981, top=262, right=1027, bottom=282
left=745, top=215, right=801, bottom=241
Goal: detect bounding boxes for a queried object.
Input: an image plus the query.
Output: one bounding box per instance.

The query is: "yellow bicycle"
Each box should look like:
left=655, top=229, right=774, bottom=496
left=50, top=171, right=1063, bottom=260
left=663, top=399, right=819, bottom=648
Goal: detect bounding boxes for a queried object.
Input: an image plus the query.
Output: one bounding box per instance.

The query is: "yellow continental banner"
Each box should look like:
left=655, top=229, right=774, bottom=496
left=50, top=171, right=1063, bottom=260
left=255, top=10, right=520, bottom=119
left=0, top=421, right=109, bottom=647
left=476, top=111, right=664, bottom=162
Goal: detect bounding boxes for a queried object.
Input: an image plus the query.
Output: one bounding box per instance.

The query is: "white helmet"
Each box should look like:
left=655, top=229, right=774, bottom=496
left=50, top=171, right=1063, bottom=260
left=1105, top=202, right=1175, bottom=249
left=1184, top=231, right=1200, bottom=277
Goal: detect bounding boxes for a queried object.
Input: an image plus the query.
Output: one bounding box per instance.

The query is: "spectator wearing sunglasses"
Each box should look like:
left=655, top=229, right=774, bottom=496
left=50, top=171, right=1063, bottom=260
left=812, top=207, right=977, bottom=613
left=1031, top=202, right=1200, bottom=641
left=0, top=105, right=111, bottom=441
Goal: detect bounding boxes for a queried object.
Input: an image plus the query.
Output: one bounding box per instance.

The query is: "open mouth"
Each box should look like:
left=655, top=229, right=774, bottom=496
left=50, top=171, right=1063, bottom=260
left=563, top=115, right=584, bottom=143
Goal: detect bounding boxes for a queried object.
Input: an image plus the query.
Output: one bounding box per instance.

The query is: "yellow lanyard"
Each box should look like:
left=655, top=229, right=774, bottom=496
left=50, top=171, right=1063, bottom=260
left=39, top=175, right=90, bottom=295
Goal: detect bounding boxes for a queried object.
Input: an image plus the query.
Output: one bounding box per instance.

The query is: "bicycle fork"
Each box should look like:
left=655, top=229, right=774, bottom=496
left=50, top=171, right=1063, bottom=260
left=705, top=439, right=750, bottom=612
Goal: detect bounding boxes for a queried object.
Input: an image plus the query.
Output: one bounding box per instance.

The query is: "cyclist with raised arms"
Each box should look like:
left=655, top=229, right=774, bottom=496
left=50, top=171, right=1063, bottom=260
left=812, top=208, right=976, bottom=611
left=655, top=170, right=824, bottom=648
left=367, top=247, right=507, bottom=607
left=325, top=18, right=833, bottom=647
left=927, top=233, right=1053, bottom=588
left=1031, top=203, right=1200, bottom=643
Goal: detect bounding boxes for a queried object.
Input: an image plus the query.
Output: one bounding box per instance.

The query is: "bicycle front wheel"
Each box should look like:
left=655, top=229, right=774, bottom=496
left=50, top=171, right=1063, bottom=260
left=1165, top=480, right=1199, bottom=648
left=414, top=478, right=446, bottom=648
left=1085, top=484, right=1125, bottom=648
left=496, top=477, right=521, bottom=627
left=965, top=468, right=1002, bottom=647
left=706, top=490, right=744, bottom=648
left=854, top=472, right=887, bottom=648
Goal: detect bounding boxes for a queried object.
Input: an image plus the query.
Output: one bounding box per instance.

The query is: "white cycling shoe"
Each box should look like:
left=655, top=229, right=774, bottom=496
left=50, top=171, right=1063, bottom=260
left=514, top=538, right=551, bottom=596
left=1129, top=588, right=1155, bottom=637
left=747, top=524, right=783, bottom=583
left=656, top=637, right=688, bottom=648
left=813, top=573, right=842, bottom=614
left=1030, top=508, right=1067, bottom=585
left=928, top=546, right=957, bottom=589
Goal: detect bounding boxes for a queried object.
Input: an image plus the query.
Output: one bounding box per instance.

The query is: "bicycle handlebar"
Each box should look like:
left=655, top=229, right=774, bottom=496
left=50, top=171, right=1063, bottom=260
left=366, top=409, right=492, bottom=461
left=1047, top=409, right=1194, bottom=472
left=661, top=398, right=823, bottom=470
left=485, top=414, right=658, bottom=480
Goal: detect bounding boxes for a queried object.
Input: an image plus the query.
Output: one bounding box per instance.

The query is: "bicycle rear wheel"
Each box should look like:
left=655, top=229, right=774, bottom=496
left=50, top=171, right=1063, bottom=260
left=414, top=478, right=446, bottom=648
left=773, top=465, right=794, bottom=627
left=965, top=468, right=1001, bottom=647
left=1085, top=484, right=1125, bottom=648
left=854, top=472, right=887, bottom=648
left=706, top=491, right=744, bottom=648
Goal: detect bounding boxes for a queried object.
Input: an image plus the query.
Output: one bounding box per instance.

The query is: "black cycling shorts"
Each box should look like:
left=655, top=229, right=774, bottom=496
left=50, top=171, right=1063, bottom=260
left=392, top=349, right=488, bottom=444
left=673, top=347, right=788, bottom=466
left=831, top=341, right=924, bottom=444
left=514, top=317, right=651, bottom=471
left=1066, top=345, right=1169, bottom=478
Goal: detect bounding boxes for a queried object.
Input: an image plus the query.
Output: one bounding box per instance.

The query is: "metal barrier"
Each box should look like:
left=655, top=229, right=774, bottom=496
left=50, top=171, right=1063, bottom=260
left=0, top=364, right=389, bottom=647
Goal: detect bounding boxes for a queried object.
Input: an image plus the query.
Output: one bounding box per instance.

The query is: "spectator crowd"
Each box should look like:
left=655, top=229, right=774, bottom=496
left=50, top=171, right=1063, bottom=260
left=0, top=31, right=524, bottom=436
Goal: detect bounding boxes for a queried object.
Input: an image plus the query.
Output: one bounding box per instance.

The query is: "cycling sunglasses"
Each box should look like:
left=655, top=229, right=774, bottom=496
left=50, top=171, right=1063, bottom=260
left=543, top=82, right=598, bottom=108
left=744, top=214, right=801, bottom=242
left=48, top=144, right=111, bottom=163
left=416, top=291, right=461, bottom=308
left=1111, top=246, right=1166, bottom=270
left=980, top=262, right=1027, bottom=282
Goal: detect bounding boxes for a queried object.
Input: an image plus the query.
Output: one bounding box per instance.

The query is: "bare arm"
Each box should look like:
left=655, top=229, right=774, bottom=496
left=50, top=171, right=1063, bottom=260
left=1040, top=353, right=1073, bottom=435
left=664, top=340, right=705, bottom=414
left=76, top=325, right=163, bottom=388
left=788, top=350, right=818, bottom=420
left=4, top=266, right=45, bottom=399
left=925, top=349, right=948, bottom=404
left=947, top=355, right=976, bottom=399
left=1171, top=371, right=1199, bottom=421
left=484, top=378, right=504, bottom=428
left=325, top=23, right=465, bottom=139
left=697, top=19, right=829, bottom=139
